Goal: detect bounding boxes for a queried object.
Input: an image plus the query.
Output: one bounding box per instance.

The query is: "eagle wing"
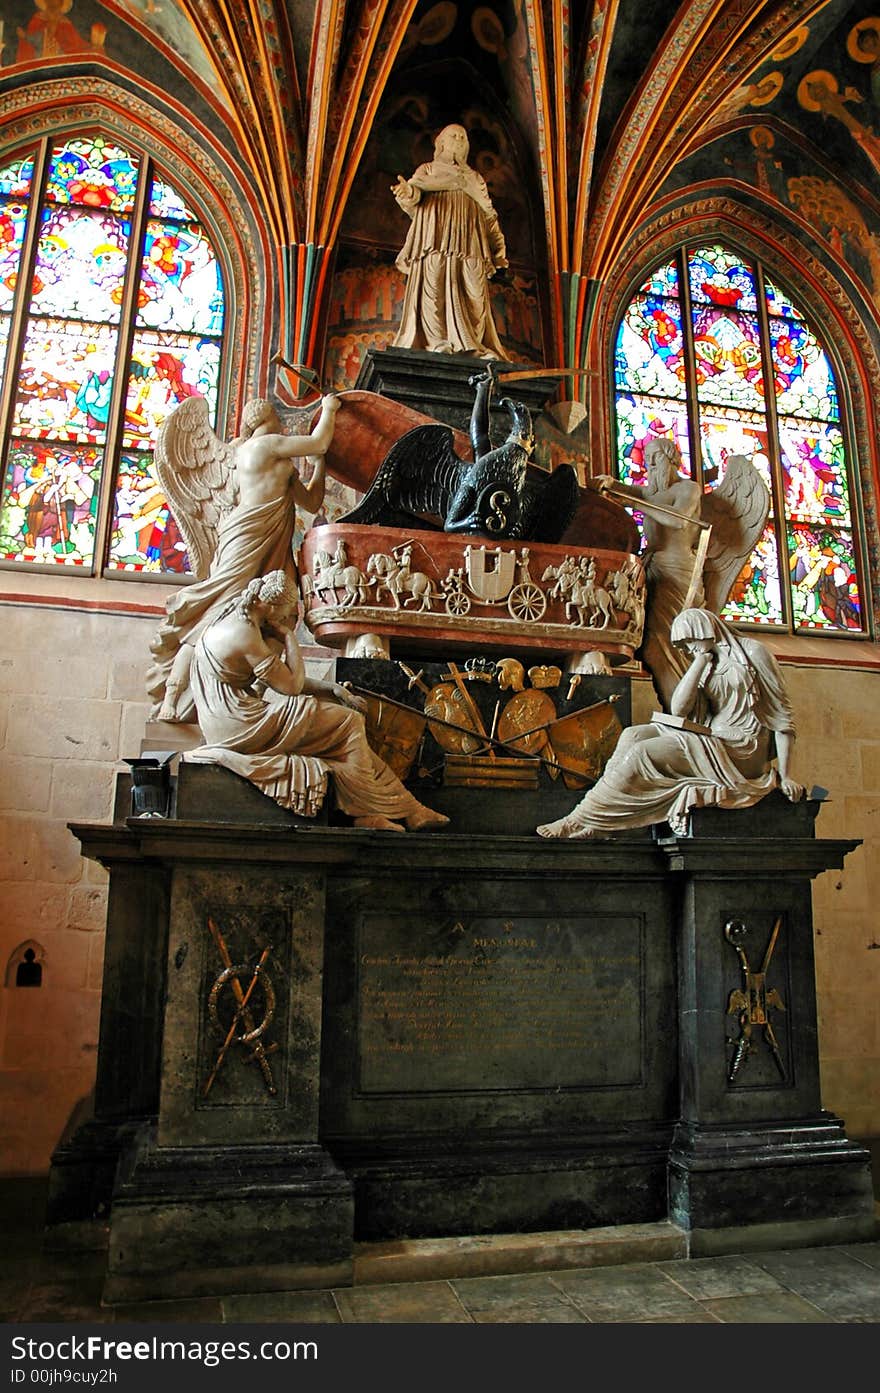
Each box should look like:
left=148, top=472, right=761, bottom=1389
left=702, top=454, right=771, bottom=614
left=340, top=424, right=466, bottom=528
left=153, top=395, right=236, bottom=580
left=518, top=463, right=581, bottom=543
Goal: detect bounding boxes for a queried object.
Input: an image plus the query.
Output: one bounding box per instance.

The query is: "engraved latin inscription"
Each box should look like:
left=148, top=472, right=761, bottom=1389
left=357, top=915, right=644, bottom=1093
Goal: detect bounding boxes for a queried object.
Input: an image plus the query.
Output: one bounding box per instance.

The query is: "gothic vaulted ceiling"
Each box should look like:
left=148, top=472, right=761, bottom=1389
left=2, top=0, right=878, bottom=382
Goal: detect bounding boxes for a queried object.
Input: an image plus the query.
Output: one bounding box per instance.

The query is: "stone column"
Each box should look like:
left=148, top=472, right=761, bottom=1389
left=663, top=794, right=875, bottom=1254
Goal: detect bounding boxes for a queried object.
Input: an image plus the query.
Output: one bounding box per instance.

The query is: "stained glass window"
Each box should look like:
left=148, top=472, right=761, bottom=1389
left=613, top=243, right=865, bottom=634
left=0, top=136, right=226, bottom=575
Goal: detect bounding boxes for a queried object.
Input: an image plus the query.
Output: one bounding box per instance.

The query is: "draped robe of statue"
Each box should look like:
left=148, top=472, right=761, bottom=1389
left=392, top=148, right=509, bottom=360
left=146, top=489, right=298, bottom=721
left=185, top=628, right=430, bottom=822
left=541, top=612, right=796, bottom=838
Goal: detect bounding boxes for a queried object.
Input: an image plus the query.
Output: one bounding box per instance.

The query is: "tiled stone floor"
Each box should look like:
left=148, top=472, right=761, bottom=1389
left=3, top=1241, right=880, bottom=1323
left=3, top=1176, right=879, bottom=1324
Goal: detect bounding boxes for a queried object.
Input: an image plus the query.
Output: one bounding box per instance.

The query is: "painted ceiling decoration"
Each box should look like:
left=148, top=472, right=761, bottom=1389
left=1, top=0, right=879, bottom=401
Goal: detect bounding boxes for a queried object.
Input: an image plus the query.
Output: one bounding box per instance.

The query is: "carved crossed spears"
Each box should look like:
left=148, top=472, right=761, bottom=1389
left=724, top=917, right=787, bottom=1083
left=203, top=917, right=278, bottom=1097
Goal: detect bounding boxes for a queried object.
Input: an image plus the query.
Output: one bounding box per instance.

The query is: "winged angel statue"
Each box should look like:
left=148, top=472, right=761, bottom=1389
left=593, top=438, right=770, bottom=709
left=146, top=393, right=339, bottom=722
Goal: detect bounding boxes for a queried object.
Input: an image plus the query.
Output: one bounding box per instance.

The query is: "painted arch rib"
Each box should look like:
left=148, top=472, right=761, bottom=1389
left=305, top=0, right=347, bottom=245
left=572, top=0, right=619, bottom=277
left=317, top=0, right=420, bottom=247
left=587, top=0, right=761, bottom=279
left=185, top=0, right=299, bottom=245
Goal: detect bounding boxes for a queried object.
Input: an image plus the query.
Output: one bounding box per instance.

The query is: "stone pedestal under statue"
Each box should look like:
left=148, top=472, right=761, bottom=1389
left=355, top=345, right=558, bottom=434
left=51, top=764, right=875, bottom=1300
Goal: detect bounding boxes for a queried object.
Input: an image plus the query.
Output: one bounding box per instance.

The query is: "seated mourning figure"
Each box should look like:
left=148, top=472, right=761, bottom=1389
left=184, top=570, right=449, bottom=832
left=537, top=607, right=805, bottom=839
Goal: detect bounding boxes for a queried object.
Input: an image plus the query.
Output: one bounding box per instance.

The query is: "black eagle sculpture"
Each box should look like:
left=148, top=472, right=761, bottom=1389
left=339, top=370, right=581, bottom=543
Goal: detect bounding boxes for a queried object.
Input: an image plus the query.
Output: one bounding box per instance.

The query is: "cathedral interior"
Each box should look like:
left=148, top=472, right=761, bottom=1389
left=1, top=0, right=879, bottom=1323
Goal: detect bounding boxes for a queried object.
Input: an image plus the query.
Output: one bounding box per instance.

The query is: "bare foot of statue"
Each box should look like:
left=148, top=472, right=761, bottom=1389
left=536, top=816, right=596, bottom=839
left=404, top=805, right=451, bottom=832
left=354, top=816, right=406, bottom=832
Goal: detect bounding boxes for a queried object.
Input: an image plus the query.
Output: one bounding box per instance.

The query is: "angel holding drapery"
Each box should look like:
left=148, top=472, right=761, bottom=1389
left=146, top=394, right=340, bottom=723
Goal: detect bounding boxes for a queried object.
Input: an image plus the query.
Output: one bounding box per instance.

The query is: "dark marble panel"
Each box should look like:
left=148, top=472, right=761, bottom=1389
left=158, top=866, right=327, bottom=1148
left=321, top=869, right=676, bottom=1142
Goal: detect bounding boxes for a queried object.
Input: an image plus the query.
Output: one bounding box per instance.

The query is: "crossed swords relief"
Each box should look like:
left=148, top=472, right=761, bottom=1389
left=724, top=917, right=787, bottom=1084
left=203, top=917, right=279, bottom=1098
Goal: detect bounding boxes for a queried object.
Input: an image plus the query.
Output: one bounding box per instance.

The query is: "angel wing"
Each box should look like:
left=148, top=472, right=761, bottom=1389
left=153, top=396, right=237, bottom=580
left=701, top=454, right=770, bottom=614
left=339, top=424, right=467, bottom=529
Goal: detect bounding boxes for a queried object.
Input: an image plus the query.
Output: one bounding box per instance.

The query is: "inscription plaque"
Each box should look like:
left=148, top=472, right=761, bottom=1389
left=357, top=914, right=644, bottom=1093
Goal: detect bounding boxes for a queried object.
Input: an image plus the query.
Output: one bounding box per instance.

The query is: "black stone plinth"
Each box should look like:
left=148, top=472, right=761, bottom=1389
left=355, top=345, right=558, bottom=433
left=667, top=1116, right=875, bottom=1248
left=58, top=768, right=876, bottom=1294
left=104, top=1126, right=353, bottom=1301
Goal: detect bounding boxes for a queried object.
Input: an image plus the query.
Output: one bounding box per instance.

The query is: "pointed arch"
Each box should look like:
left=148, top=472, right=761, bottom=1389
left=0, top=81, right=269, bottom=577
left=589, top=198, right=880, bottom=635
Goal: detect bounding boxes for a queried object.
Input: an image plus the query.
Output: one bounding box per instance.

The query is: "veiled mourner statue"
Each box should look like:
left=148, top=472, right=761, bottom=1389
left=185, top=570, right=450, bottom=831
left=537, top=608, right=804, bottom=840
left=391, top=123, right=510, bottom=359
left=593, top=441, right=769, bottom=710
left=146, top=394, right=340, bottom=723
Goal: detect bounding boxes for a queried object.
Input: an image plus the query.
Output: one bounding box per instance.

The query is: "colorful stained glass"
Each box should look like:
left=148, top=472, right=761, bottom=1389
left=0, top=133, right=228, bottom=575
left=0, top=198, right=29, bottom=311
left=149, top=178, right=198, bottom=223
left=788, top=524, right=861, bottom=630
left=720, top=524, right=784, bottom=626
left=692, top=306, right=766, bottom=411
left=107, top=451, right=191, bottom=574
left=138, top=220, right=224, bottom=335
left=615, top=247, right=865, bottom=635
left=0, top=156, right=35, bottom=200
left=769, top=316, right=839, bottom=421
left=634, top=261, right=679, bottom=299
left=31, top=205, right=130, bottom=323
left=13, top=317, right=118, bottom=443
left=688, top=246, right=758, bottom=313
left=698, top=409, right=772, bottom=491
left=122, top=330, right=221, bottom=446
left=615, top=294, right=686, bottom=398
left=615, top=391, right=692, bottom=486
left=0, top=439, right=101, bottom=565
left=46, top=138, right=139, bottom=214
left=778, top=419, right=849, bottom=526
left=764, top=275, right=804, bottom=321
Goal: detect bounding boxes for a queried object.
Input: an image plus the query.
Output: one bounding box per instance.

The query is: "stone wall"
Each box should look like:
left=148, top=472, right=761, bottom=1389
left=0, top=600, right=877, bottom=1175
left=0, top=601, right=155, bottom=1175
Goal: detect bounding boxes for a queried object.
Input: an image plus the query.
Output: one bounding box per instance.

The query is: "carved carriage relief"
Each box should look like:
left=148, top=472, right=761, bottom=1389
left=298, top=524, right=646, bottom=664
